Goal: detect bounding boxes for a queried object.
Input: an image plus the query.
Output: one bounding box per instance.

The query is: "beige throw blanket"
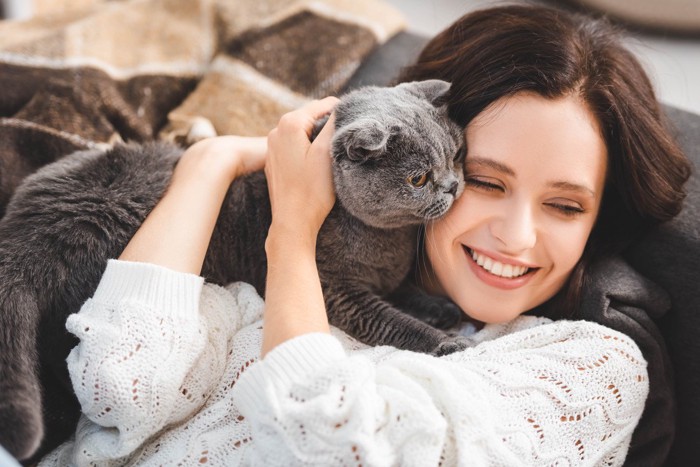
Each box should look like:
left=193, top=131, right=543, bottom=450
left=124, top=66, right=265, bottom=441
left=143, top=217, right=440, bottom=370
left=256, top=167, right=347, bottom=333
left=0, top=0, right=404, bottom=217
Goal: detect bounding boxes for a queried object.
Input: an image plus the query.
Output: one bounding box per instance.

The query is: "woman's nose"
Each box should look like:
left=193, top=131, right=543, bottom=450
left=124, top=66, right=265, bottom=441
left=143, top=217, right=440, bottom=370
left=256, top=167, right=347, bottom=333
left=489, top=204, right=537, bottom=253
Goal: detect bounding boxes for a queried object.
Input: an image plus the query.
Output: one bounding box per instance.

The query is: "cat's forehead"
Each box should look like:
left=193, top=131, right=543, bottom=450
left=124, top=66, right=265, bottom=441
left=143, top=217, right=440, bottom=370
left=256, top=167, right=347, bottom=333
left=334, top=84, right=463, bottom=167
left=383, top=131, right=459, bottom=170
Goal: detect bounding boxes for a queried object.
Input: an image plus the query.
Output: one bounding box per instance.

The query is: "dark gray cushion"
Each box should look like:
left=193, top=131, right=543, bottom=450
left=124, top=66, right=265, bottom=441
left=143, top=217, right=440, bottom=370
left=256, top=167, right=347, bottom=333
left=624, top=105, right=700, bottom=466
left=342, top=32, right=426, bottom=91
left=347, top=32, right=700, bottom=466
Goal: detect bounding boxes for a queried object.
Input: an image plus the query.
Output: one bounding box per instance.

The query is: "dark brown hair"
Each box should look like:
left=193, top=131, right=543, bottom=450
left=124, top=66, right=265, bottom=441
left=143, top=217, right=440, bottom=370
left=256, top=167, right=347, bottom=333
left=401, top=4, right=692, bottom=318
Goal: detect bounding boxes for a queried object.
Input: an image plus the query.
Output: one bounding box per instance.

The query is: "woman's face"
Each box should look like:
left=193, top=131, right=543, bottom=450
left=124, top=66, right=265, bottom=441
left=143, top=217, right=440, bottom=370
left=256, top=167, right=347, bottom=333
left=425, top=92, right=608, bottom=323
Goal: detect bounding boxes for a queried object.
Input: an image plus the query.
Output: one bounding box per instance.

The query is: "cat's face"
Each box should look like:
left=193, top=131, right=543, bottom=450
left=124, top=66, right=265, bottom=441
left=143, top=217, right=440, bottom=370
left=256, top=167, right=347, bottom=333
left=331, top=80, right=464, bottom=229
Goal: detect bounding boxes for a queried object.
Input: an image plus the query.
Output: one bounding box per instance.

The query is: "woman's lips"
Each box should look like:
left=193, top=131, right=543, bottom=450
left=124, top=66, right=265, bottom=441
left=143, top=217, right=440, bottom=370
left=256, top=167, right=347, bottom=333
left=463, top=246, right=538, bottom=290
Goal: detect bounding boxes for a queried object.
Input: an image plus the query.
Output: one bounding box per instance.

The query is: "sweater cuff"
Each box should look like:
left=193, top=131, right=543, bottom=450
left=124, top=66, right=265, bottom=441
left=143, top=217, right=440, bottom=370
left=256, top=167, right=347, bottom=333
left=234, top=333, right=346, bottom=414
left=91, top=259, right=204, bottom=320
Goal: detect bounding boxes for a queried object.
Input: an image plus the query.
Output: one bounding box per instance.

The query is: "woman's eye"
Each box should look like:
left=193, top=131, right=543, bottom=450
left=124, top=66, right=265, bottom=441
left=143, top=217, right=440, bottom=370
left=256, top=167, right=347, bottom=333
left=408, top=172, right=430, bottom=188
left=465, top=177, right=503, bottom=192
left=546, top=202, right=585, bottom=217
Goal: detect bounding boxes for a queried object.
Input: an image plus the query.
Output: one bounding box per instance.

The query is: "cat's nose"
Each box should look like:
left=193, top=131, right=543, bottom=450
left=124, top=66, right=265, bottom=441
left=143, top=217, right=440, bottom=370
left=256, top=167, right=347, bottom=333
left=445, top=180, right=459, bottom=196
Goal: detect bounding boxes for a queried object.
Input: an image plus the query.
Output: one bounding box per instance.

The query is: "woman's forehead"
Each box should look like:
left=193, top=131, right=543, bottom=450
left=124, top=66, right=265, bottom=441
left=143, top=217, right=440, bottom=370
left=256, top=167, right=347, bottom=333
left=464, top=92, right=607, bottom=193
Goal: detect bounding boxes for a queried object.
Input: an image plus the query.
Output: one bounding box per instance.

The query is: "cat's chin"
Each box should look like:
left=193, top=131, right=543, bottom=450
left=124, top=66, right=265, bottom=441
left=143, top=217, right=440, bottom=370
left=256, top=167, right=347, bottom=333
left=357, top=203, right=455, bottom=228
left=354, top=213, right=426, bottom=230
left=422, top=207, right=452, bottom=221
left=420, top=202, right=454, bottom=222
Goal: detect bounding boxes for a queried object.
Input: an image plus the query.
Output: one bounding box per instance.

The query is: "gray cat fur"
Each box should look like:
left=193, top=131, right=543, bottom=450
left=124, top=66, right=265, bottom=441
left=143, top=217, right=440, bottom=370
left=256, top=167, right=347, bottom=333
left=0, top=79, right=465, bottom=461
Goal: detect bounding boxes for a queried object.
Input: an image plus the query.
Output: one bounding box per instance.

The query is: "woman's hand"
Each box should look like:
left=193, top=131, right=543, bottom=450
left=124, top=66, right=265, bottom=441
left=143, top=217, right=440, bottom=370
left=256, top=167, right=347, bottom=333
left=119, top=136, right=266, bottom=275
left=265, top=97, right=339, bottom=242
left=172, top=135, right=267, bottom=187
left=262, top=97, right=339, bottom=356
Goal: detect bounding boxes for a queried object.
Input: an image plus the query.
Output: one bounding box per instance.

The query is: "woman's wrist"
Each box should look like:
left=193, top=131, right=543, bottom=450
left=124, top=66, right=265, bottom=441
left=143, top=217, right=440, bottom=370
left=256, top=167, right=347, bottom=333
left=173, top=139, right=241, bottom=187
left=263, top=219, right=328, bottom=357
left=173, top=136, right=266, bottom=185
left=265, top=222, right=319, bottom=260
left=262, top=227, right=329, bottom=356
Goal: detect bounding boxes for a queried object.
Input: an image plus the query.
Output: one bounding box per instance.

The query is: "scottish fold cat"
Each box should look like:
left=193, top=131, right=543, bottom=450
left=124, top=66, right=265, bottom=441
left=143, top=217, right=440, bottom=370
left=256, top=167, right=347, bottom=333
left=0, top=80, right=468, bottom=461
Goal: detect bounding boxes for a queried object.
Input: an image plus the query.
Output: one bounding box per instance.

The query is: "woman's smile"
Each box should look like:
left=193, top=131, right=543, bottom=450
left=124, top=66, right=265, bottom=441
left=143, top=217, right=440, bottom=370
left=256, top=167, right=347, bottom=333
left=463, top=246, right=539, bottom=290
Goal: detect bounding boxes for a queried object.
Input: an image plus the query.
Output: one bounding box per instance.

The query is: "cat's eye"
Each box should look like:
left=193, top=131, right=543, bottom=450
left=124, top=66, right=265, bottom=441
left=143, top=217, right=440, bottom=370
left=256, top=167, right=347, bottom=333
left=408, top=172, right=430, bottom=188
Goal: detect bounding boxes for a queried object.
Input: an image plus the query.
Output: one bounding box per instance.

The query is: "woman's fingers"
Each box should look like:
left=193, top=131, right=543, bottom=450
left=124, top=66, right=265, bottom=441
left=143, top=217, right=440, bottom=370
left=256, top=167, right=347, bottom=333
left=265, top=98, right=340, bottom=234
left=265, top=98, right=339, bottom=180
left=275, top=97, right=340, bottom=139
left=306, top=112, right=335, bottom=174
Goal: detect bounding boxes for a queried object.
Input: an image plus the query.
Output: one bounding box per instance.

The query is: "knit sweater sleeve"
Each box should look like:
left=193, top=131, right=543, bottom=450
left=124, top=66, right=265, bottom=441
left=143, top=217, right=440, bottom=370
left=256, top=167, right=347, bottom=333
left=64, top=259, right=263, bottom=459
left=233, top=318, right=649, bottom=466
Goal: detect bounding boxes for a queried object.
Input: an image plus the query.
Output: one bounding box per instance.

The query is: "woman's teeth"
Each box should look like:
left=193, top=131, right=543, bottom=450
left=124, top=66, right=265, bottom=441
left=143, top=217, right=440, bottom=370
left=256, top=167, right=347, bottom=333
left=470, top=249, right=530, bottom=278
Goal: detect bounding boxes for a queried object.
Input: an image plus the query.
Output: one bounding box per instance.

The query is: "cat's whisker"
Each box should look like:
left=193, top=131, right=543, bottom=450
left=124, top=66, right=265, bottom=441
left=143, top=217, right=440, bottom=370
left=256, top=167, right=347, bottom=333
left=424, top=221, right=443, bottom=289
left=414, top=226, right=423, bottom=276
left=426, top=220, right=447, bottom=270
left=415, top=225, right=429, bottom=287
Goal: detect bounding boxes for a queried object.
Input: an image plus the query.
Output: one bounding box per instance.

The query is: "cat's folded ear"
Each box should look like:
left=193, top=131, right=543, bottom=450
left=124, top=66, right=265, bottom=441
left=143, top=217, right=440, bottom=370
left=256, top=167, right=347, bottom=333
left=399, top=79, right=452, bottom=107
left=334, top=119, right=390, bottom=163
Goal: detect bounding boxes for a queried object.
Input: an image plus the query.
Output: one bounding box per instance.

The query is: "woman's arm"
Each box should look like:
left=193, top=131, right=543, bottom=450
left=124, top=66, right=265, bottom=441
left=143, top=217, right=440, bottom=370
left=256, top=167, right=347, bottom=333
left=65, top=261, right=244, bottom=458
left=261, top=97, right=339, bottom=355
left=64, top=136, right=267, bottom=458
left=234, top=318, right=649, bottom=466
left=118, top=135, right=266, bottom=273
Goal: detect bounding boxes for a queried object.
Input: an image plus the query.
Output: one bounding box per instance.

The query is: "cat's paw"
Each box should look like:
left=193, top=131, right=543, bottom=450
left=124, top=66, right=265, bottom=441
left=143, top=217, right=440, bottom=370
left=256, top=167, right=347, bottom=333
left=409, top=295, right=463, bottom=330
left=426, top=298, right=463, bottom=330
left=431, top=334, right=473, bottom=356
left=389, top=283, right=463, bottom=331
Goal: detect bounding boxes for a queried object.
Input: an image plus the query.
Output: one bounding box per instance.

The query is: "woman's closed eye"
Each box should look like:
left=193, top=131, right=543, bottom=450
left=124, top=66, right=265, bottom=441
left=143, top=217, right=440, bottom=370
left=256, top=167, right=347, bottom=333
left=465, top=176, right=504, bottom=192
left=544, top=200, right=585, bottom=217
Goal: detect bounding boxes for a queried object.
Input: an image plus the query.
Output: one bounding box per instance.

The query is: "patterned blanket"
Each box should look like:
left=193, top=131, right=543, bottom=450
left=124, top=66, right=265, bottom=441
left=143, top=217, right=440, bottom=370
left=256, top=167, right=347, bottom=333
left=0, top=0, right=405, bottom=218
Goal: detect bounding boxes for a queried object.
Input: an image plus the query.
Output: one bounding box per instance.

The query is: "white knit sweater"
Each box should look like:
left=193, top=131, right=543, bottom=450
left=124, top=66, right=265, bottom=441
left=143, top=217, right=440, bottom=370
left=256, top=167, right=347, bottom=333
left=40, top=260, right=648, bottom=466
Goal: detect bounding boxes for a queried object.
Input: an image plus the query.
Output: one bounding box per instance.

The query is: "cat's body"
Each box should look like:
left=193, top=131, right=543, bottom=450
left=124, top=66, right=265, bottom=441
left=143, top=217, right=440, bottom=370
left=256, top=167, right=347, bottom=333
left=0, top=80, right=466, bottom=462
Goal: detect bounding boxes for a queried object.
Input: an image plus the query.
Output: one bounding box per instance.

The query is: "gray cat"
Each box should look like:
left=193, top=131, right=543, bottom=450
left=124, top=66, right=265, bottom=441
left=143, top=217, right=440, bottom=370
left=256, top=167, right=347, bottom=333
left=0, top=79, right=468, bottom=462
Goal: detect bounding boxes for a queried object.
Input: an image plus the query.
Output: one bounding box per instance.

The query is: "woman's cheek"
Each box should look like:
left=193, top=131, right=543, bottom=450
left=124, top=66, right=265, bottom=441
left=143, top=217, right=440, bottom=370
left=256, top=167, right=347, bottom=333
left=551, top=218, right=595, bottom=267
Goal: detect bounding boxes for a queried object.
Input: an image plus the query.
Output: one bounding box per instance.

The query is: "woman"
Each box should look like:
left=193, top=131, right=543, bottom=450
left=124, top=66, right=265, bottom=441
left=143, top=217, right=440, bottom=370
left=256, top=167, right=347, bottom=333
left=40, top=5, right=690, bottom=466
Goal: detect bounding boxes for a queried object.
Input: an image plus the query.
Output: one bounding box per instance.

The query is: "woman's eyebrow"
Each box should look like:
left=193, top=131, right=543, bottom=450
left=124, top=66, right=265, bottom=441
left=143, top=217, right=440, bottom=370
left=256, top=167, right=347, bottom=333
left=465, top=157, right=515, bottom=176
left=547, top=181, right=596, bottom=197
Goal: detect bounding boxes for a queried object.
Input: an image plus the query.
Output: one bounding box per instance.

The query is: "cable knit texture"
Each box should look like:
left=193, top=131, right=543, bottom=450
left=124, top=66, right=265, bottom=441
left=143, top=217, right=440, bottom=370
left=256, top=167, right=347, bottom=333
left=39, top=260, right=648, bottom=466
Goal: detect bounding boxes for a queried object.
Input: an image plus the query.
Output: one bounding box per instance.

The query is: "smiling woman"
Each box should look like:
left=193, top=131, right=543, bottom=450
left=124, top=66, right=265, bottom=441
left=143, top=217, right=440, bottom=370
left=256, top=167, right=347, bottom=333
left=424, top=92, right=607, bottom=323
left=401, top=5, right=690, bottom=322
left=422, top=92, right=608, bottom=323
left=398, top=5, right=691, bottom=464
